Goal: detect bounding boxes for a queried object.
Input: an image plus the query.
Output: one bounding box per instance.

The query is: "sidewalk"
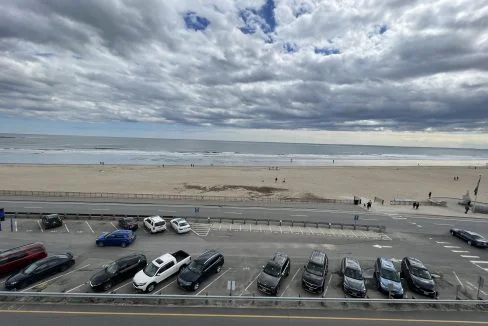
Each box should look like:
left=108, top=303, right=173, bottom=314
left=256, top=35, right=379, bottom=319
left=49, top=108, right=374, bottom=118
left=363, top=197, right=488, bottom=219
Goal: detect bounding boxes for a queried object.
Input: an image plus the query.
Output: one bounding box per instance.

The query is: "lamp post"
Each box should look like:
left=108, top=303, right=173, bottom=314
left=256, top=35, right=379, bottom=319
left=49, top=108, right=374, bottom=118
left=473, top=174, right=482, bottom=213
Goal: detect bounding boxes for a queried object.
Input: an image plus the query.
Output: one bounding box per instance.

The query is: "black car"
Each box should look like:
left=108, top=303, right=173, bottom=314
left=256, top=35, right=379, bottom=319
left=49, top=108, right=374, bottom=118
left=89, top=253, right=147, bottom=291
left=41, top=214, right=63, bottom=229
left=450, top=228, right=488, bottom=248
left=4, top=253, right=75, bottom=290
left=341, top=257, right=367, bottom=298
left=177, top=250, right=224, bottom=291
left=401, top=257, right=437, bottom=297
left=301, top=250, right=328, bottom=293
left=118, top=217, right=139, bottom=231
left=257, top=252, right=290, bottom=296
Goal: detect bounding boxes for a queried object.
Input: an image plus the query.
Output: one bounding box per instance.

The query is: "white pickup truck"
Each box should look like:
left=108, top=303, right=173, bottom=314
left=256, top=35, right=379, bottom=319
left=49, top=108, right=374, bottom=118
left=132, top=250, right=191, bottom=292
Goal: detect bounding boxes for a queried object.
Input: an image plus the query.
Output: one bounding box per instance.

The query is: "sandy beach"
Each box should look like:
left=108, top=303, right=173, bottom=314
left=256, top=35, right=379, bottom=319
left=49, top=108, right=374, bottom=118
left=0, top=164, right=486, bottom=203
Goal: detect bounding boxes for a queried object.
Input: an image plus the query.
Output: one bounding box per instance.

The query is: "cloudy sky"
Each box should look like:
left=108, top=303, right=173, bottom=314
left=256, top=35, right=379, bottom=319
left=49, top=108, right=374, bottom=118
left=1, top=0, right=488, bottom=148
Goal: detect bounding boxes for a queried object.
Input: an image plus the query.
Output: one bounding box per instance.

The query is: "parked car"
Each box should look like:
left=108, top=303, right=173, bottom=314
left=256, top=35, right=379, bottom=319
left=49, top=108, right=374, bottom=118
left=450, top=228, right=488, bottom=248
left=118, top=217, right=139, bottom=231
left=96, top=230, right=136, bottom=248
left=133, top=250, right=191, bottom=292
left=401, top=257, right=437, bottom=297
left=374, top=257, right=404, bottom=298
left=301, top=250, right=328, bottom=293
left=257, top=252, right=290, bottom=295
left=144, top=216, right=167, bottom=234
left=177, top=250, right=224, bottom=291
left=0, top=242, right=48, bottom=277
left=170, top=218, right=191, bottom=234
left=41, top=214, right=63, bottom=229
left=341, top=257, right=367, bottom=298
left=4, top=253, right=75, bottom=290
left=90, top=253, right=147, bottom=291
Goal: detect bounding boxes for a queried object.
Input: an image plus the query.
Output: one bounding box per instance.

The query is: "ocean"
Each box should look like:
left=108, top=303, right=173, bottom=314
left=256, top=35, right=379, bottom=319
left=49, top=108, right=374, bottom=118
left=1, top=133, right=488, bottom=166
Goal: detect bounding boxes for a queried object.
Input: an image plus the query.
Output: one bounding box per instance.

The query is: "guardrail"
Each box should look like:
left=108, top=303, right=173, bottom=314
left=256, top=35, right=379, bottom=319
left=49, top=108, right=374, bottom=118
left=0, top=189, right=355, bottom=205
left=0, top=291, right=486, bottom=307
left=390, top=200, right=447, bottom=207
left=3, top=211, right=386, bottom=233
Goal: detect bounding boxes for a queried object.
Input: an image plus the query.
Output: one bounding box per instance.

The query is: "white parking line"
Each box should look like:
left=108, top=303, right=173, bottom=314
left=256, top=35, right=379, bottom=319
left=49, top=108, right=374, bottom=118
left=435, top=223, right=454, bottom=226
left=288, top=226, right=292, bottom=233
left=196, top=268, right=230, bottom=295
left=66, top=282, right=88, bottom=293
left=23, top=206, right=42, bottom=209
left=14, top=220, right=18, bottom=232
left=92, top=208, right=109, bottom=211
left=111, top=280, right=132, bottom=293
left=451, top=250, right=469, bottom=253
left=453, top=271, right=463, bottom=287
left=280, top=268, right=301, bottom=297
left=239, top=273, right=261, bottom=296
left=110, top=222, right=118, bottom=230
left=85, top=221, right=94, bottom=233
left=157, top=280, right=176, bottom=294
left=298, top=226, right=303, bottom=234
left=466, top=281, right=487, bottom=296
left=223, top=212, right=242, bottom=215
left=461, top=255, right=480, bottom=259
left=444, top=245, right=461, bottom=249
left=22, top=264, right=90, bottom=292
left=436, top=241, right=450, bottom=244
left=290, top=214, right=308, bottom=217
left=324, top=274, right=333, bottom=297
left=37, top=220, right=44, bottom=233
left=64, top=223, right=70, bottom=233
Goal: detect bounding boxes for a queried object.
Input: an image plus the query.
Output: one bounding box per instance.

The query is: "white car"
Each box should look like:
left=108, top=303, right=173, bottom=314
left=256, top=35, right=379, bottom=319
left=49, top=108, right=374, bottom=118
left=143, top=215, right=167, bottom=234
left=170, top=218, right=191, bottom=234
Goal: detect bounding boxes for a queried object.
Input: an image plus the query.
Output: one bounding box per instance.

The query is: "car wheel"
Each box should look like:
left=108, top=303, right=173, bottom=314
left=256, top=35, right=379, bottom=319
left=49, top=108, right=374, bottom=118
left=216, top=265, right=222, bottom=273
left=121, top=242, right=127, bottom=248
left=103, top=282, right=113, bottom=291
left=467, top=240, right=472, bottom=246
left=193, top=282, right=200, bottom=291
left=146, top=283, right=156, bottom=293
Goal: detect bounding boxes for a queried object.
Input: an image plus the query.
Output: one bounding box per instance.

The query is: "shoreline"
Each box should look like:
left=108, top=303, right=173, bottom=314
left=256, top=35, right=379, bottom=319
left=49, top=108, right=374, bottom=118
left=0, top=164, right=485, bottom=203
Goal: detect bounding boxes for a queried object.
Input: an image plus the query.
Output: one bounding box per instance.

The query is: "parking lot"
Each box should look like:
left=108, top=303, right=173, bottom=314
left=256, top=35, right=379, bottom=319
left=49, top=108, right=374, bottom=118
left=0, top=217, right=486, bottom=302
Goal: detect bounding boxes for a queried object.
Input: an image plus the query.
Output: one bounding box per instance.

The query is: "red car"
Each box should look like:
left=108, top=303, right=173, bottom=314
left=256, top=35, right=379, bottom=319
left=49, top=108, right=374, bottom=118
left=0, top=242, right=48, bottom=276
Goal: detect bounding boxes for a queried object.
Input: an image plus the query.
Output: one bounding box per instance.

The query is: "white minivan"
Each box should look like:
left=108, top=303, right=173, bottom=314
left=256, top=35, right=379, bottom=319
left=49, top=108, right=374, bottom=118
left=143, top=216, right=167, bottom=234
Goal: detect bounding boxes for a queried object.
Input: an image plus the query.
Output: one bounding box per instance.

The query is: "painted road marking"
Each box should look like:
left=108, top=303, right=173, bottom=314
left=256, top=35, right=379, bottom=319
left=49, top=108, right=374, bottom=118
left=23, top=206, right=42, bottom=209
left=22, top=264, right=90, bottom=292
left=85, top=221, right=94, bottom=233
left=280, top=268, right=301, bottom=297
left=239, top=273, right=261, bottom=296
left=290, top=214, right=308, bottom=217
left=64, top=223, right=70, bottom=233
left=37, top=220, right=43, bottom=233
left=436, top=241, right=450, bottom=244
left=461, top=255, right=480, bottom=259
left=453, top=271, right=463, bottom=288
left=466, top=281, right=488, bottom=296
left=196, top=268, right=230, bottom=296
left=451, top=250, right=470, bottom=253
left=470, top=261, right=488, bottom=273
left=111, top=280, right=132, bottom=293
left=157, top=280, right=177, bottom=294
left=66, top=282, right=88, bottom=293
left=92, top=208, right=109, bottom=211
left=324, top=274, right=333, bottom=297
left=444, top=246, right=461, bottom=249
left=223, top=212, right=242, bottom=215
left=14, top=220, right=18, bottom=232
left=110, top=222, right=118, bottom=230
left=435, top=223, right=454, bottom=226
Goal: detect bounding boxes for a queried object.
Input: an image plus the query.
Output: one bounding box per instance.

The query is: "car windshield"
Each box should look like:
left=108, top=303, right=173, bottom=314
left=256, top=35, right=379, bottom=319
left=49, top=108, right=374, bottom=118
left=306, top=262, right=323, bottom=276
left=467, top=232, right=484, bottom=240
left=180, top=222, right=189, bottom=227
left=187, top=260, right=203, bottom=273
left=381, top=268, right=400, bottom=282
left=143, top=263, right=158, bottom=277
left=411, top=266, right=431, bottom=280
left=263, top=263, right=281, bottom=277
left=105, top=262, right=118, bottom=275
left=344, top=267, right=363, bottom=280
left=24, top=262, right=40, bottom=274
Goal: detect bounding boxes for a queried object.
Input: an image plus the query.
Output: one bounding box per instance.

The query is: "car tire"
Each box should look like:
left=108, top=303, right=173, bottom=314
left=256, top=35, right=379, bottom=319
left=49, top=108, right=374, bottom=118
left=467, top=240, right=472, bottom=246
left=193, top=282, right=200, bottom=291
left=146, top=283, right=156, bottom=293
left=97, top=242, right=104, bottom=247
left=121, top=242, right=127, bottom=248
left=103, top=282, right=113, bottom=291
left=216, top=265, right=222, bottom=273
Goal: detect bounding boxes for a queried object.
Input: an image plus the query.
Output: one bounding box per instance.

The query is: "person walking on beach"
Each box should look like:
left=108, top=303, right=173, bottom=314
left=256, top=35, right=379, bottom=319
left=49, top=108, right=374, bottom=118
left=428, top=192, right=432, bottom=199
left=275, top=177, right=278, bottom=183
left=367, top=200, right=372, bottom=210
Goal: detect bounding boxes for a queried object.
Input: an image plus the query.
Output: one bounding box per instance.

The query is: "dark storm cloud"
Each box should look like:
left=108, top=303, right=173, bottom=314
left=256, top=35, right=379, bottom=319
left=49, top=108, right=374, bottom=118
left=0, top=0, right=487, bottom=133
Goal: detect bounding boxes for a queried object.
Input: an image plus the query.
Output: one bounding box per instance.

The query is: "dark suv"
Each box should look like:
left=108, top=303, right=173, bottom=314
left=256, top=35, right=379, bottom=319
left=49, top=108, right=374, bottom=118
left=177, top=250, right=224, bottom=291
left=0, top=243, right=47, bottom=276
left=301, top=250, right=328, bottom=293
left=41, top=214, right=63, bottom=229
left=257, top=252, right=290, bottom=295
left=401, top=257, right=437, bottom=297
left=341, top=257, right=366, bottom=298
left=118, top=217, right=139, bottom=231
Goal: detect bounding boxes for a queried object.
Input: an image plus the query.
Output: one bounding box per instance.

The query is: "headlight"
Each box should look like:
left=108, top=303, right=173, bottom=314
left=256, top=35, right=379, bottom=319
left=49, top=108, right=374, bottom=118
left=9, top=281, right=17, bottom=285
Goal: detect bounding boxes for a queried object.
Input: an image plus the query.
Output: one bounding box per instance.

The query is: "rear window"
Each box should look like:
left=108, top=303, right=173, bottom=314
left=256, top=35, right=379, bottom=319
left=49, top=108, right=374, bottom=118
left=155, top=221, right=165, bottom=227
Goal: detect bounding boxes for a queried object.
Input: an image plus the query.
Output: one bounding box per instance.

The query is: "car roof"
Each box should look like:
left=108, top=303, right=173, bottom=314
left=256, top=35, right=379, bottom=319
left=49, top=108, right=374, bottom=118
left=44, top=214, right=60, bottom=219
left=147, top=215, right=164, bottom=222
left=172, top=217, right=186, bottom=222
left=344, top=257, right=361, bottom=270
left=0, top=242, right=44, bottom=258
left=465, top=231, right=485, bottom=238
left=270, top=252, right=288, bottom=266
left=379, top=257, right=396, bottom=270
left=111, top=230, right=132, bottom=235
left=196, top=250, right=220, bottom=263
left=406, top=257, right=426, bottom=269
left=152, top=253, right=174, bottom=267
left=309, top=250, right=327, bottom=266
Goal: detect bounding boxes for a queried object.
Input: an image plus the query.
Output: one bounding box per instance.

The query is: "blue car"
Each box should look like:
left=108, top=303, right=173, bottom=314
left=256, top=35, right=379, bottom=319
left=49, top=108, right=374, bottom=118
left=96, top=230, right=136, bottom=248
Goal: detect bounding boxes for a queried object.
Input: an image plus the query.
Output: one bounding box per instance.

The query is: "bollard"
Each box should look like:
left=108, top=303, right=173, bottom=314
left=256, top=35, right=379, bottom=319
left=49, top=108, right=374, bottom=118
left=207, top=217, right=210, bottom=224
left=316, top=223, right=318, bottom=228
left=291, top=220, right=294, bottom=226
left=255, top=219, right=258, bottom=225
left=341, top=224, right=344, bottom=230
left=279, top=220, right=282, bottom=226
left=10, top=217, right=13, bottom=232
left=267, top=219, right=270, bottom=226
left=328, top=222, right=331, bottom=229
left=232, top=219, right=234, bottom=224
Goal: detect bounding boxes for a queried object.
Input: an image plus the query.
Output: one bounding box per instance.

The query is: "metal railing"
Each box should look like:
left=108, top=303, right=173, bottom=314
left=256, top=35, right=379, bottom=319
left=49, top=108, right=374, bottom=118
left=3, top=211, right=386, bottom=233
left=0, top=189, right=355, bottom=205
left=390, top=199, right=447, bottom=207
left=0, top=291, right=485, bottom=307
